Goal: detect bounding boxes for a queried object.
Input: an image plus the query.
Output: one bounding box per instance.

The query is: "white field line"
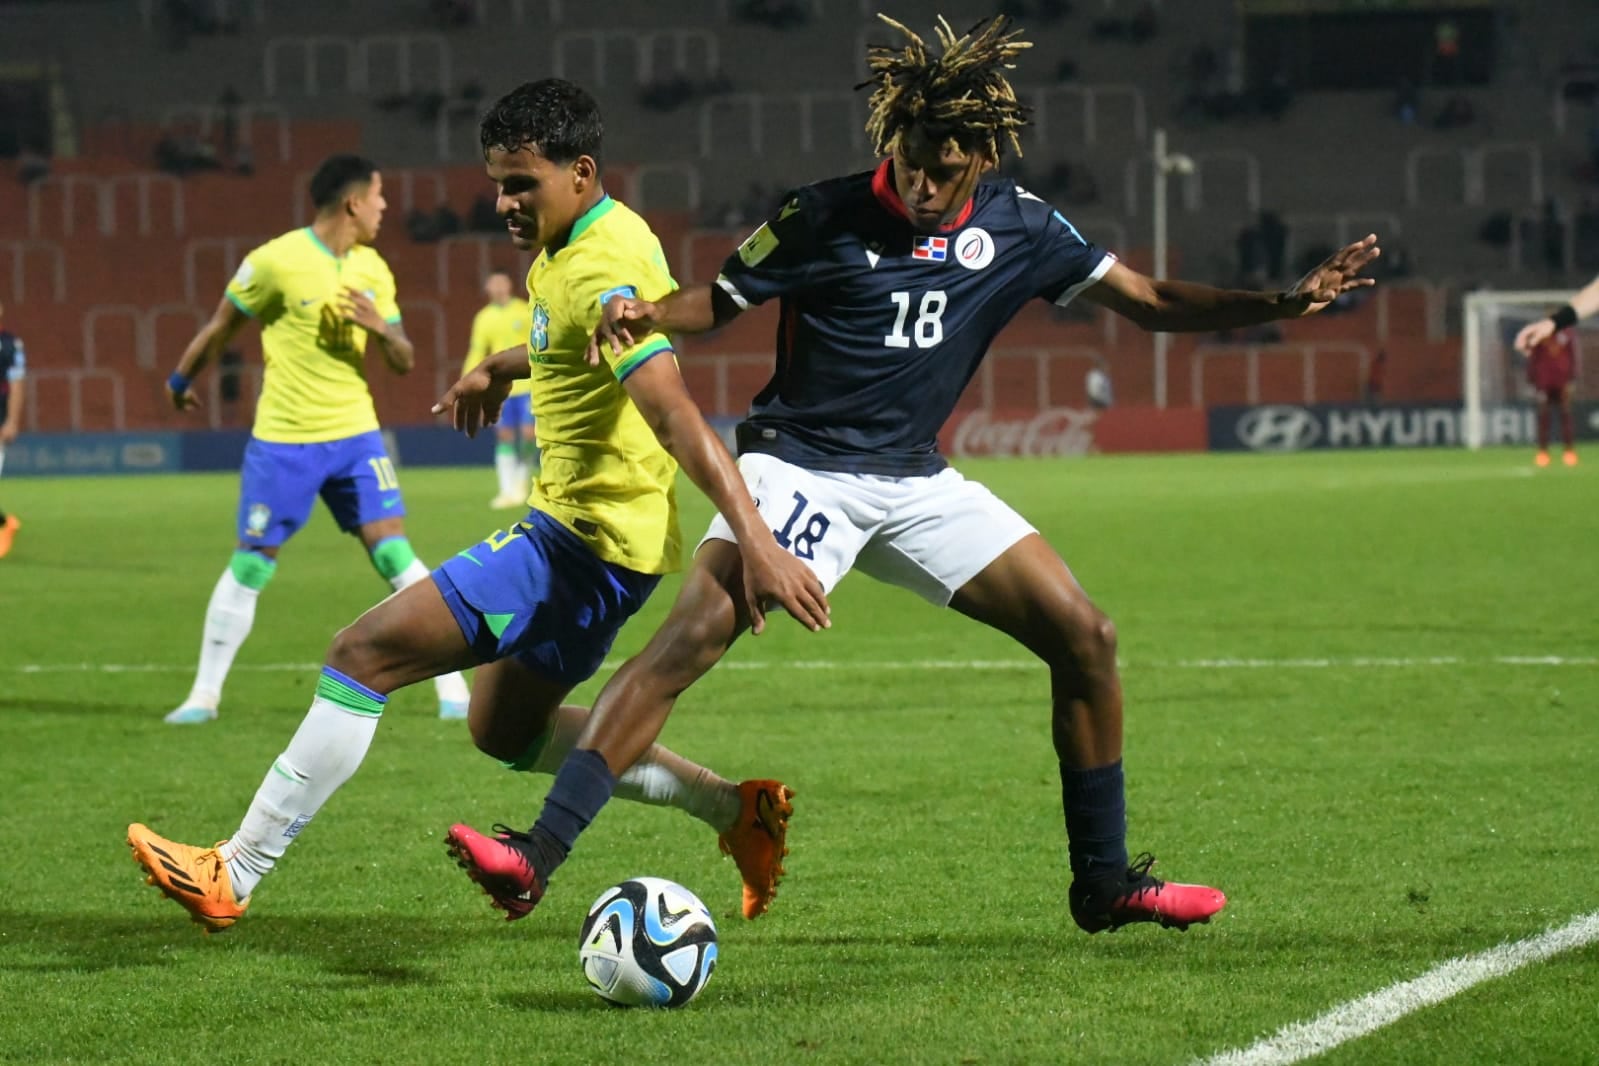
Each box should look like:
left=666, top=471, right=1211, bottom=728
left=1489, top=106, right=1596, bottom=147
left=1194, top=910, right=1599, bottom=1066
left=9, top=655, right=1597, bottom=675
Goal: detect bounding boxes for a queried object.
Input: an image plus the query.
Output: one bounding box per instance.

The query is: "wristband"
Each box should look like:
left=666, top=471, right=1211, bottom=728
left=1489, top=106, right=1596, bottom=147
left=167, top=371, right=192, bottom=395
left=1550, top=304, right=1578, bottom=331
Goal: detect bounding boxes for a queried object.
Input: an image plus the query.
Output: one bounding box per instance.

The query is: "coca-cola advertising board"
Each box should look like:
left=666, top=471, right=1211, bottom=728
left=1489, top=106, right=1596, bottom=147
left=940, top=408, right=1208, bottom=457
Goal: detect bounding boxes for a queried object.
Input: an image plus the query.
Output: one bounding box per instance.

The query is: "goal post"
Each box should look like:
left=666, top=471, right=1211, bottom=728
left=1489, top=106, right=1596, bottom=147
left=1461, top=290, right=1591, bottom=450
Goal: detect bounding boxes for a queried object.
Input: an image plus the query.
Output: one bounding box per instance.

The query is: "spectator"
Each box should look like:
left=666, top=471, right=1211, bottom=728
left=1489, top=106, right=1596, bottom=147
left=1433, top=93, right=1474, bottom=130
left=469, top=193, right=501, bottom=233
left=1394, top=78, right=1419, bottom=125
left=1257, top=210, right=1288, bottom=281
left=1365, top=349, right=1387, bottom=405
left=16, top=144, right=49, bottom=186
left=1542, top=198, right=1567, bottom=275
left=218, top=85, right=242, bottom=159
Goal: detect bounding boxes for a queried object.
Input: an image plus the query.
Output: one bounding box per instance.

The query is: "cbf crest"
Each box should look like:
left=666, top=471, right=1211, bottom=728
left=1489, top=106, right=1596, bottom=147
left=245, top=502, right=272, bottom=538
left=531, top=301, right=550, bottom=353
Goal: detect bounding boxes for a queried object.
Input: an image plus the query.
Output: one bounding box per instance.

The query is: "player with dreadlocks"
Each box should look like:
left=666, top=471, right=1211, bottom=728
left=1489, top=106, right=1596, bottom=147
left=446, top=16, right=1380, bottom=932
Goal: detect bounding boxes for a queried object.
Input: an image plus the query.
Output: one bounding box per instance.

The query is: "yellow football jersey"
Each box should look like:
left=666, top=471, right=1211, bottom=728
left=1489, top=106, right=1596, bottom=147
left=524, top=195, right=681, bottom=575
left=225, top=228, right=402, bottom=444
left=464, top=298, right=533, bottom=398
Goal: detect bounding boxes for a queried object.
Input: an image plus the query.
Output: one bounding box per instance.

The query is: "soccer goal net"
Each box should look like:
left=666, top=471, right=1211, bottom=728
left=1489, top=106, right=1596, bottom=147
left=1462, top=290, right=1594, bottom=449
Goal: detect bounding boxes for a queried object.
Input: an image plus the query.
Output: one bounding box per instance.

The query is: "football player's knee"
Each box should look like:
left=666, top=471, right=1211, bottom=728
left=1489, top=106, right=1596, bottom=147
left=1059, top=605, right=1116, bottom=673
left=1079, top=610, right=1118, bottom=670
left=326, top=617, right=387, bottom=679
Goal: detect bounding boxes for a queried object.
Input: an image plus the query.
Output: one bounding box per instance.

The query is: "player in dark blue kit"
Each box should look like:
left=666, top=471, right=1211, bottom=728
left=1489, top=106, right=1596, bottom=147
left=448, top=15, right=1382, bottom=931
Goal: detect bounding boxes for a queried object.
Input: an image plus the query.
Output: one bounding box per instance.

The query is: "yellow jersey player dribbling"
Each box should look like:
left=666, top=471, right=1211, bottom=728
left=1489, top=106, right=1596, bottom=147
left=464, top=270, right=537, bottom=508
left=127, top=80, right=828, bottom=933
left=161, top=154, right=472, bottom=723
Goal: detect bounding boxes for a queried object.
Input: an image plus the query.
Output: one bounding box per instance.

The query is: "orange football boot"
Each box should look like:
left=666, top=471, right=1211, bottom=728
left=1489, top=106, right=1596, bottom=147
left=0, top=514, right=19, bottom=559
left=127, top=823, right=248, bottom=932
left=717, top=779, right=794, bottom=919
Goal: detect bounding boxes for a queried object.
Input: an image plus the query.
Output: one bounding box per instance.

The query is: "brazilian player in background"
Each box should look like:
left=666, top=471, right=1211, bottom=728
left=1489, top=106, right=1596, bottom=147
left=0, top=298, right=25, bottom=559
left=160, top=154, right=473, bottom=724
left=127, top=80, right=828, bottom=932
left=464, top=269, right=539, bottom=508
left=448, top=15, right=1383, bottom=935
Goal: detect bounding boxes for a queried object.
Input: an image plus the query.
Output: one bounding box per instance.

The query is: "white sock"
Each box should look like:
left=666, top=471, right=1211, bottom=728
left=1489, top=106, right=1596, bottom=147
left=388, top=558, right=471, bottom=705
left=219, top=694, right=381, bottom=898
left=530, top=705, right=741, bottom=831
left=184, top=568, right=260, bottom=709
left=494, top=447, right=519, bottom=497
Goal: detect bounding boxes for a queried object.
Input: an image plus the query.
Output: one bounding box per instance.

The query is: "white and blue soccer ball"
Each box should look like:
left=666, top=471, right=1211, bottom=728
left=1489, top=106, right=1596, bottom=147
left=578, top=877, right=718, bottom=1008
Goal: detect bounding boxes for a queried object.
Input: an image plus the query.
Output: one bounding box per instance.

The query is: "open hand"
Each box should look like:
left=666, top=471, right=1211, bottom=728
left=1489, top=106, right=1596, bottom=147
left=339, top=287, right=387, bottom=333
left=432, top=365, right=512, bottom=437
left=1515, top=318, right=1556, bottom=355
left=741, top=541, right=831, bottom=636
left=585, top=294, right=661, bottom=367
left=0, top=422, right=17, bottom=445
left=1283, top=235, right=1381, bottom=316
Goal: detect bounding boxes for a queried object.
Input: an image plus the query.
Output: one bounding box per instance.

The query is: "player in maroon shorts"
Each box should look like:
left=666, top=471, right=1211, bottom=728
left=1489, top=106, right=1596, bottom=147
left=1526, top=327, right=1578, bottom=467
left=1517, top=277, right=1599, bottom=466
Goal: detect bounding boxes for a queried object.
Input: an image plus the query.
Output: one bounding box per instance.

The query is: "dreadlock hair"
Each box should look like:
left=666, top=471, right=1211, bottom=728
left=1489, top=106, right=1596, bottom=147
left=861, top=14, right=1032, bottom=162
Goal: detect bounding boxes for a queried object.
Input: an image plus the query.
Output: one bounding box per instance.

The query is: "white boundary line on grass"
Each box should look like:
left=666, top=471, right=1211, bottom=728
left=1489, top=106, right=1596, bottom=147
left=9, top=655, right=1597, bottom=675
left=1194, top=910, right=1599, bottom=1066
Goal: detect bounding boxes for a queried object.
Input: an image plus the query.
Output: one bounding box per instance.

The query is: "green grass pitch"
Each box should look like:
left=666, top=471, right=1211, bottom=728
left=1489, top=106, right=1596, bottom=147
left=1, top=450, right=1595, bottom=1065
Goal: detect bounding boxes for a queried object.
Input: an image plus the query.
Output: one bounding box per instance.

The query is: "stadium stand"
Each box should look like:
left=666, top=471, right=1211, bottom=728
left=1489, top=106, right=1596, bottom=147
left=1, top=0, right=1595, bottom=431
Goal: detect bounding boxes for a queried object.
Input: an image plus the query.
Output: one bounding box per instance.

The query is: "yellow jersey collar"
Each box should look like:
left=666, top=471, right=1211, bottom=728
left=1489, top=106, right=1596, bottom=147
left=546, top=195, right=614, bottom=258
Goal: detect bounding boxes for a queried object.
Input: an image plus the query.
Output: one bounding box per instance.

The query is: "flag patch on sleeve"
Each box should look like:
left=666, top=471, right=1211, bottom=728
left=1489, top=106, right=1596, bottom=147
left=912, top=236, right=948, bottom=261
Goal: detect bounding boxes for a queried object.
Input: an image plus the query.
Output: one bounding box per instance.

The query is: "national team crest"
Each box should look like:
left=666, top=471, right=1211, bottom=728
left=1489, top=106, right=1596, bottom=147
left=955, top=228, right=995, bottom=271
left=531, top=302, right=550, bottom=353
left=912, top=236, right=948, bottom=262
left=246, top=503, right=271, bottom=538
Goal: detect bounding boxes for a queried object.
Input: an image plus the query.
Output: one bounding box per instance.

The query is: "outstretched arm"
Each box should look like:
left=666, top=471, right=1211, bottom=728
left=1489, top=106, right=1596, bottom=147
left=167, top=294, right=251, bottom=410
left=1082, top=235, right=1382, bottom=333
left=432, top=344, right=527, bottom=437
left=621, top=352, right=829, bottom=635
left=1515, top=274, right=1599, bottom=354
left=585, top=284, right=743, bottom=365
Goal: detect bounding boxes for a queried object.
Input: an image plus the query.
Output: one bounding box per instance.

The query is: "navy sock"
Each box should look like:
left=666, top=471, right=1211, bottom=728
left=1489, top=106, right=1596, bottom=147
left=528, top=748, right=617, bottom=879
left=1061, top=760, right=1129, bottom=882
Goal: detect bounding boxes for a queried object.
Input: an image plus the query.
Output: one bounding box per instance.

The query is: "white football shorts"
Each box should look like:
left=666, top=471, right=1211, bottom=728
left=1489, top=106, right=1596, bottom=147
left=699, top=451, right=1037, bottom=606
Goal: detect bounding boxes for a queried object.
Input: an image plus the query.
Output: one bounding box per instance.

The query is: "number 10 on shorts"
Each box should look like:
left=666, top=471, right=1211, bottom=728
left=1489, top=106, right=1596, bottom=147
left=772, top=491, right=830, bottom=560
left=367, top=456, right=400, bottom=491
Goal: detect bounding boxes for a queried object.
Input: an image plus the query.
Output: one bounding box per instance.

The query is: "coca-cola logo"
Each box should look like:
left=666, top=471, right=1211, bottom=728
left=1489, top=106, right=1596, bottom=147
left=950, top=409, right=1098, bottom=457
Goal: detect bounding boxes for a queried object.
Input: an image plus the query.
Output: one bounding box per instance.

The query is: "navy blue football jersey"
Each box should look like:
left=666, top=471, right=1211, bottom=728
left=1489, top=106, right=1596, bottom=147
left=715, top=162, right=1114, bottom=475
left=0, top=330, right=24, bottom=426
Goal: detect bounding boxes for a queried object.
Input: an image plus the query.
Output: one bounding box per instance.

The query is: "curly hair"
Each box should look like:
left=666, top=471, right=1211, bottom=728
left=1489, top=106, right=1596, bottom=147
left=860, top=13, right=1032, bottom=161
left=479, top=78, right=604, bottom=169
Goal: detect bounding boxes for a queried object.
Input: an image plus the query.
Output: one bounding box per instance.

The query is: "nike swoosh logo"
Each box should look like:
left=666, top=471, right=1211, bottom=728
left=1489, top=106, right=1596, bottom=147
left=299, top=298, right=316, bottom=306
left=381, top=496, right=401, bottom=509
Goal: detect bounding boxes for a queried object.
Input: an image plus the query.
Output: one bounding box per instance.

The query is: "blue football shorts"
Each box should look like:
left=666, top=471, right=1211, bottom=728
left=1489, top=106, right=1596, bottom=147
left=432, top=508, right=660, bottom=685
left=236, top=430, right=405, bottom=548
left=500, top=394, right=534, bottom=430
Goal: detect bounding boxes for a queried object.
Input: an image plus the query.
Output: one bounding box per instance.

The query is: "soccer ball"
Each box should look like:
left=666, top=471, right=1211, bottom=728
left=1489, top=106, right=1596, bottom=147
left=578, top=877, right=719, bottom=1007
